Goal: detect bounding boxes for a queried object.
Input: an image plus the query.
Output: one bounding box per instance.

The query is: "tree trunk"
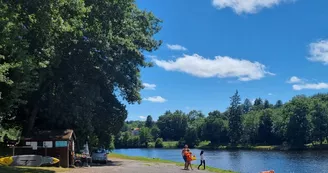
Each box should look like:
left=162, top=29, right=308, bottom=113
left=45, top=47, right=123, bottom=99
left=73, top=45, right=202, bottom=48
left=26, top=104, right=39, bottom=135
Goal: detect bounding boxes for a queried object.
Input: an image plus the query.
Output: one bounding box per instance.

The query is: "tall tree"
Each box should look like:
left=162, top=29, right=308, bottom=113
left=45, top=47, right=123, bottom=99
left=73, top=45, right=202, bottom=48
left=253, top=98, right=264, bottom=110
left=184, top=126, right=200, bottom=147
left=0, top=0, right=162, bottom=148
left=310, top=100, right=328, bottom=146
left=258, top=109, right=274, bottom=144
left=145, top=115, right=154, bottom=128
left=157, top=110, right=188, bottom=140
left=284, top=96, right=310, bottom=148
left=202, top=112, right=228, bottom=145
left=228, top=90, right=242, bottom=145
left=139, top=127, right=152, bottom=147
left=264, top=100, right=270, bottom=109
left=274, top=100, right=283, bottom=108
left=243, top=98, right=253, bottom=114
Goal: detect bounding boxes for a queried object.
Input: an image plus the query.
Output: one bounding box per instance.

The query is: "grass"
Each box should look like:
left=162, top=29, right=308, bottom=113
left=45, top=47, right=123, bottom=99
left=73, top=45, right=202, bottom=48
left=0, top=166, right=68, bottom=173
left=148, top=141, right=179, bottom=148
left=110, top=153, right=236, bottom=173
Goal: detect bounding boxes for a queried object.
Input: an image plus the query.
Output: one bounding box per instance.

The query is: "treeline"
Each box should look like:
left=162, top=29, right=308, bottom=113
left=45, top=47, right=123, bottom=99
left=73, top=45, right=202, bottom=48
left=0, top=0, right=161, bottom=150
left=115, top=91, right=328, bottom=149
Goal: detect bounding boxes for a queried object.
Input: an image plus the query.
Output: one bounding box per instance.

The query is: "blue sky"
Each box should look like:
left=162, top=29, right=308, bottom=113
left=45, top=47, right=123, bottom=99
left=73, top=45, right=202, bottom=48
left=126, top=0, right=328, bottom=121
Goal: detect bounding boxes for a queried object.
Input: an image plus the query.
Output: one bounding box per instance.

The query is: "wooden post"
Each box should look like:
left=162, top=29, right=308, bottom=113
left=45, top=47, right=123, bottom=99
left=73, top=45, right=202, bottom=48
left=12, top=145, right=15, bottom=156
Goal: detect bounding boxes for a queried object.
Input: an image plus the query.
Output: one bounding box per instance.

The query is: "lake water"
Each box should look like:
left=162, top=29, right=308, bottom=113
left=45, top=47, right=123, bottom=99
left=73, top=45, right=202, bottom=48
left=113, top=148, right=328, bottom=173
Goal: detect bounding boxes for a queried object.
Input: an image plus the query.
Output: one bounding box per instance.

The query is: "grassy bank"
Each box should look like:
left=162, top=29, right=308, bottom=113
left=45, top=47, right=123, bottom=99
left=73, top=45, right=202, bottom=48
left=0, top=166, right=68, bottom=173
left=148, top=141, right=179, bottom=148
left=109, top=153, right=236, bottom=173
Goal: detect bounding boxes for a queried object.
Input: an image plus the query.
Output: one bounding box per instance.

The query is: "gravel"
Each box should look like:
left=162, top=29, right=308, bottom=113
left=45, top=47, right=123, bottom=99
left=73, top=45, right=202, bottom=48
left=65, top=158, right=211, bottom=173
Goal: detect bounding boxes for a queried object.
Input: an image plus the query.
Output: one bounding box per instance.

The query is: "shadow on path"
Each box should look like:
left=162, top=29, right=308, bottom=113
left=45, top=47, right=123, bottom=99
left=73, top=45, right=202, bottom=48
left=0, top=166, right=56, bottom=173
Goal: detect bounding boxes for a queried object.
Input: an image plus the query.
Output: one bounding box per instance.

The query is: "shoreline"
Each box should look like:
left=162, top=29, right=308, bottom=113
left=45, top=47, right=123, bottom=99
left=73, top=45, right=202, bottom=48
left=121, top=141, right=328, bottom=151
left=109, top=153, right=236, bottom=173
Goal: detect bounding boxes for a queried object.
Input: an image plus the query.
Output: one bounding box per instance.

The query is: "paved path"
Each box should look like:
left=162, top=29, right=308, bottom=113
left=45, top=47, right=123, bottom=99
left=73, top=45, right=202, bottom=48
left=66, top=158, right=211, bottom=173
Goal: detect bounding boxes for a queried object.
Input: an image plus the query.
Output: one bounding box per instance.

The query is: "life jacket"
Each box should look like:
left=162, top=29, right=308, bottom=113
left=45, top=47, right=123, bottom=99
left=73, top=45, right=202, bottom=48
left=183, top=150, right=189, bottom=156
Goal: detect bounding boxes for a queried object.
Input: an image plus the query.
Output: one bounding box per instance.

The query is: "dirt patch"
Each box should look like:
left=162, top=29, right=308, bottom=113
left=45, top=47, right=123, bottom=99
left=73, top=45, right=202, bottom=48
left=65, top=158, right=211, bottom=173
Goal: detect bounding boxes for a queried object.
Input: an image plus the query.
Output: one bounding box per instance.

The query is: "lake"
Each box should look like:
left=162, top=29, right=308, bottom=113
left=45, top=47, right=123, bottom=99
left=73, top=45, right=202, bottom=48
left=113, top=148, right=328, bottom=173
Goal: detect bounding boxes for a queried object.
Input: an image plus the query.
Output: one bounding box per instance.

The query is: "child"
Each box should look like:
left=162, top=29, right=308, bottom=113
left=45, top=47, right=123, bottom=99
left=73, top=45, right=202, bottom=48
left=186, top=150, right=193, bottom=170
left=198, top=151, right=205, bottom=170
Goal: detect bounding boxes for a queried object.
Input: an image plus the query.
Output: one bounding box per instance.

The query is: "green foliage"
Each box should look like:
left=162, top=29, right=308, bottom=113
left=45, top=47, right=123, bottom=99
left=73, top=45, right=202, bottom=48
left=157, top=110, right=188, bottom=141
left=145, top=115, right=154, bottom=128
left=285, top=96, right=310, bottom=147
left=113, top=91, right=328, bottom=150
left=242, top=99, right=253, bottom=114
left=202, top=111, right=229, bottom=145
left=139, top=127, right=152, bottom=147
left=228, top=90, right=243, bottom=145
left=184, top=126, right=200, bottom=147
left=310, top=100, right=328, bottom=145
left=154, top=138, right=164, bottom=148
left=150, top=126, right=161, bottom=139
left=258, top=109, right=274, bottom=144
left=0, top=0, right=162, bottom=150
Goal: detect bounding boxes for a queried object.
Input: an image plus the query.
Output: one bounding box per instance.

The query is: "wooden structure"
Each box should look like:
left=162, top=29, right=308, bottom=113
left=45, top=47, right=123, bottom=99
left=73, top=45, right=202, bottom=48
left=13, top=129, right=76, bottom=168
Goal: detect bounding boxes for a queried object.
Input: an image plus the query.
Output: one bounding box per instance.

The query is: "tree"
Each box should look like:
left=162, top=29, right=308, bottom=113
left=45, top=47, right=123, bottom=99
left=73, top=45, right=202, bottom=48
left=228, top=90, right=243, bottom=145
left=157, top=110, right=188, bottom=141
left=274, top=100, right=283, bottom=108
left=284, top=96, right=310, bottom=148
left=243, top=99, right=253, bottom=114
left=139, top=127, right=152, bottom=147
left=253, top=98, right=264, bottom=110
left=0, top=0, right=162, bottom=149
left=184, top=127, right=200, bottom=147
left=145, top=115, right=154, bottom=128
left=202, top=113, right=228, bottom=145
left=310, top=100, right=328, bottom=146
left=151, top=126, right=161, bottom=139
left=258, top=109, right=274, bottom=144
left=264, top=100, right=270, bottom=109
left=155, top=138, right=164, bottom=148
left=242, top=112, right=259, bottom=144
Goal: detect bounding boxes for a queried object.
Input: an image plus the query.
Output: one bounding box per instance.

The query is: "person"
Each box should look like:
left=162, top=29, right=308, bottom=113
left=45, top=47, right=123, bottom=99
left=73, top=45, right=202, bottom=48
left=186, top=149, right=193, bottom=170
left=198, top=151, right=205, bottom=170
left=181, top=145, right=188, bottom=169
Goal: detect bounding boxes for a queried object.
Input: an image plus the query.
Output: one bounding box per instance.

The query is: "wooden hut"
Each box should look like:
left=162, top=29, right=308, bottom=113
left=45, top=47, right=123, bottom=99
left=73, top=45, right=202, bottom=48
left=14, top=129, right=76, bottom=168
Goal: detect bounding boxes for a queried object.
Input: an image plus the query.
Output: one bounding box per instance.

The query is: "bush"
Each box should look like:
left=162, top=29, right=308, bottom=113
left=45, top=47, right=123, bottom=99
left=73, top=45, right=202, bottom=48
left=155, top=138, right=164, bottom=148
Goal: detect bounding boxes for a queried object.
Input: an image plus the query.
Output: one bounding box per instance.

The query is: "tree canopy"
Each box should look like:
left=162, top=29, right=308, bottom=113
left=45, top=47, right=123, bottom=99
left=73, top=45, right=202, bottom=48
left=0, top=0, right=161, bottom=149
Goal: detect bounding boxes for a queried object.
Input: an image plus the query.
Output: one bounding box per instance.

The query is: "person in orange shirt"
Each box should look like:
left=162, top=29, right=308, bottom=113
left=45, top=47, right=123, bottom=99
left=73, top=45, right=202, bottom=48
left=186, top=149, right=193, bottom=170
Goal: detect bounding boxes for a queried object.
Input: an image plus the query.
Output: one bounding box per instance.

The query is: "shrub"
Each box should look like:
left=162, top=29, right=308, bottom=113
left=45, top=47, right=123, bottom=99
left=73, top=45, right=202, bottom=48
left=155, top=138, right=164, bottom=148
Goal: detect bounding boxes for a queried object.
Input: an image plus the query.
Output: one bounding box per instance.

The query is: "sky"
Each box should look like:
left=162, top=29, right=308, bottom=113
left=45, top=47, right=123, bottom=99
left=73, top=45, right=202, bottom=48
left=126, top=0, right=328, bottom=121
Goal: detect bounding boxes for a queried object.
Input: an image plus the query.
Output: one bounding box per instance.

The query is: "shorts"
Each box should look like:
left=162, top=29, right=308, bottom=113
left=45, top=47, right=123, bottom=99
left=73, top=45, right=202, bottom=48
left=183, top=156, right=187, bottom=162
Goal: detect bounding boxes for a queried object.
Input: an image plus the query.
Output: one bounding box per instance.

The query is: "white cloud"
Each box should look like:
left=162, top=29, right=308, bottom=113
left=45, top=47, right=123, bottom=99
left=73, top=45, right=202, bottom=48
left=139, top=116, right=146, bottom=120
left=268, top=93, right=273, bottom=96
left=153, top=54, right=274, bottom=81
left=308, top=40, right=328, bottom=64
left=167, top=44, right=187, bottom=51
left=293, top=83, right=328, bottom=91
left=144, top=96, right=167, bottom=103
left=143, top=83, right=156, bottom=90
left=287, top=76, right=303, bottom=84
left=212, top=0, right=293, bottom=14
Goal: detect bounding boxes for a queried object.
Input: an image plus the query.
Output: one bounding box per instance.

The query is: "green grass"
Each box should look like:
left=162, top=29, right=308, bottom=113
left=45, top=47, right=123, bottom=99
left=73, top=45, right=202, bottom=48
left=148, top=141, right=179, bottom=148
left=110, top=153, right=236, bottom=173
left=0, top=166, right=68, bottom=173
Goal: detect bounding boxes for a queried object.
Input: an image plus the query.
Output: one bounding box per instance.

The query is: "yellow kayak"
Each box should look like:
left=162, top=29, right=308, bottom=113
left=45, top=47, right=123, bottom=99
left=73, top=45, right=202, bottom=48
left=0, top=155, right=60, bottom=166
